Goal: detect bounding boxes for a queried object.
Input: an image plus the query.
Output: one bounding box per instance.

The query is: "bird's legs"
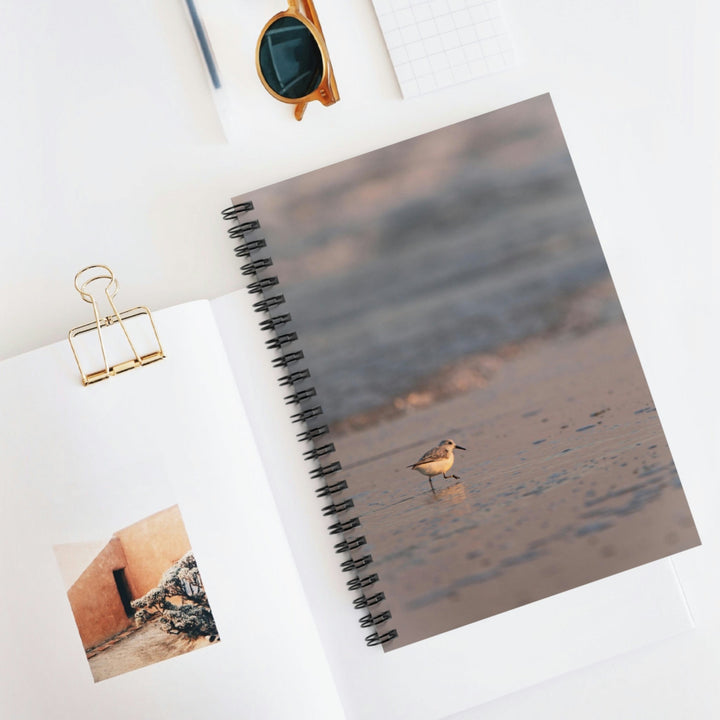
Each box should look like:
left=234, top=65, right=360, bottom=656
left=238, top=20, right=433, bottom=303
left=443, top=472, right=460, bottom=480
left=429, top=477, right=437, bottom=494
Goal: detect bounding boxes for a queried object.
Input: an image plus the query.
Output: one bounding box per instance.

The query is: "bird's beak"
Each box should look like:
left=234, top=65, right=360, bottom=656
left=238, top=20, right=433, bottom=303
left=455, top=445, right=466, bottom=451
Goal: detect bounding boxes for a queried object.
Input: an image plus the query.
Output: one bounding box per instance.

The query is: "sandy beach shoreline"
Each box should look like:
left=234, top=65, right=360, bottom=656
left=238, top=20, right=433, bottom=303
left=334, top=320, right=699, bottom=649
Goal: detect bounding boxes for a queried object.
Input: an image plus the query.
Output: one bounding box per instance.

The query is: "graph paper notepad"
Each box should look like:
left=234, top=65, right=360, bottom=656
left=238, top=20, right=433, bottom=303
left=370, top=0, right=515, bottom=98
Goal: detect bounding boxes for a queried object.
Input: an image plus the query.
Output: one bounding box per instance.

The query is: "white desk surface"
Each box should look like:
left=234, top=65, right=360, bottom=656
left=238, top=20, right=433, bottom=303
left=1, top=1, right=718, bottom=718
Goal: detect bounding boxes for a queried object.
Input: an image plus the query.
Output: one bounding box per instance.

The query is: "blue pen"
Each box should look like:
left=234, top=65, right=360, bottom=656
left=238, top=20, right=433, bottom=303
left=184, top=0, right=221, bottom=89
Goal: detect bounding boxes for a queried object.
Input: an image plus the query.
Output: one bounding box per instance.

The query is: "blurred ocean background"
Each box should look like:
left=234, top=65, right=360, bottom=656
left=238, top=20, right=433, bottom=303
left=240, top=94, right=620, bottom=427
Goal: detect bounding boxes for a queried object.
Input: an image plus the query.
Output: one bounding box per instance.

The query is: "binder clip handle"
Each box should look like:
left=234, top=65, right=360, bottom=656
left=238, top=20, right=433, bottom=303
left=74, top=264, right=119, bottom=306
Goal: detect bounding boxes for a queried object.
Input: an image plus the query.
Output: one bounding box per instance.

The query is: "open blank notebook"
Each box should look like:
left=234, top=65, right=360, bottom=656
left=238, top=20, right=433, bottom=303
left=369, top=0, right=516, bottom=97
left=0, top=292, right=697, bottom=719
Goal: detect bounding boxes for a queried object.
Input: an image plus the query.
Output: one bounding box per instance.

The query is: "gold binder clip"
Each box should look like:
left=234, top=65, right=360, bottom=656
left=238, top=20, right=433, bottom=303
left=68, top=265, right=165, bottom=385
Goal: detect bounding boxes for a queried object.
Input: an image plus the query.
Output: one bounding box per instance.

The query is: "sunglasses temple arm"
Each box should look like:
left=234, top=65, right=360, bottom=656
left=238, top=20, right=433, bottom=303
left=294, top=101, right=309, bottom=121
left=302, top=0, right=338, bottom=107
left=300, top=0, right=321, bottom=29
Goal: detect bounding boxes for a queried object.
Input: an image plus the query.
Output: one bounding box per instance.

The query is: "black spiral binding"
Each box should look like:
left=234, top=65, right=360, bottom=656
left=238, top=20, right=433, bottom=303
left=223, top=200, right=398, bottom=648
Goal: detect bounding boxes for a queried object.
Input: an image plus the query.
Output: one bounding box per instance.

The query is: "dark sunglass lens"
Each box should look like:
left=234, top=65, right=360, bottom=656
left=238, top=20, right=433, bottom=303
left=259, top=17, right=323, bottom=99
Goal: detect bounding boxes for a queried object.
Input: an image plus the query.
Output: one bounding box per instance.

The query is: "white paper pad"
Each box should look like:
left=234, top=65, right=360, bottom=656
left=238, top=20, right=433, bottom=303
left=369, top=0, right=516, bottom=97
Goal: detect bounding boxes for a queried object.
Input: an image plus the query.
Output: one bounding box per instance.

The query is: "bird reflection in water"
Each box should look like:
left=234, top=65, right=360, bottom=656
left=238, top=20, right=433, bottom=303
left=426, top=481, right=471, bottom=520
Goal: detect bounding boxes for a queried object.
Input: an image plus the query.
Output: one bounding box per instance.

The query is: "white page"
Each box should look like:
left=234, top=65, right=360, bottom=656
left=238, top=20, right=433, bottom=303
left=0, top=301, right=344, bottom=719
left=212, top=289, right=696, bottom=720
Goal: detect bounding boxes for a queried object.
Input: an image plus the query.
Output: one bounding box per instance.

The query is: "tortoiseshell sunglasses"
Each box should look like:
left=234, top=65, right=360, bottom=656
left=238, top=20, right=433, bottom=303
left=256, top=0, right=340, bottom=121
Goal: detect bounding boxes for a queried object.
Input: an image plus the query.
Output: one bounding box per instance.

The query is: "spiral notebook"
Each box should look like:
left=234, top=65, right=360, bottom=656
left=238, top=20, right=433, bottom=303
left=0, top=95, right=700, bottom=719
left=225, top=92, right=699, bottom=652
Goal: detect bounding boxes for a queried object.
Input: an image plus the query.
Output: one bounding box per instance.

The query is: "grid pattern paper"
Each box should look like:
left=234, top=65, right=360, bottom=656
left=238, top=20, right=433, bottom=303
left=370, top=0, right=515, bottom=98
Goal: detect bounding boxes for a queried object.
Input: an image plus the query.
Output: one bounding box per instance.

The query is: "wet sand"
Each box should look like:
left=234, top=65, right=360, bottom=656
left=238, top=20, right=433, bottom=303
left=334, top=321, right=699, bottom=650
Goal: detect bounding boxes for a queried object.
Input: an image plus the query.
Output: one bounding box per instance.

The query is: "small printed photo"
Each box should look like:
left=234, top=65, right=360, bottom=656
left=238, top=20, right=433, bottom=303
left=54, top=505, right=219, bottom=683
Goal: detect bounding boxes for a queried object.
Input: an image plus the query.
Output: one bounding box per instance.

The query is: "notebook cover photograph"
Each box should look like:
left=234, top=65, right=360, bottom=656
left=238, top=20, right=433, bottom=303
left=228, top=93, right=700, bottom=650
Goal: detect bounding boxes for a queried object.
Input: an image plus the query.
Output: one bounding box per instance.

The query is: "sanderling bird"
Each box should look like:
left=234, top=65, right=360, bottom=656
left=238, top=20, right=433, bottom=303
left=408, top=439, right=466, bottom=492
